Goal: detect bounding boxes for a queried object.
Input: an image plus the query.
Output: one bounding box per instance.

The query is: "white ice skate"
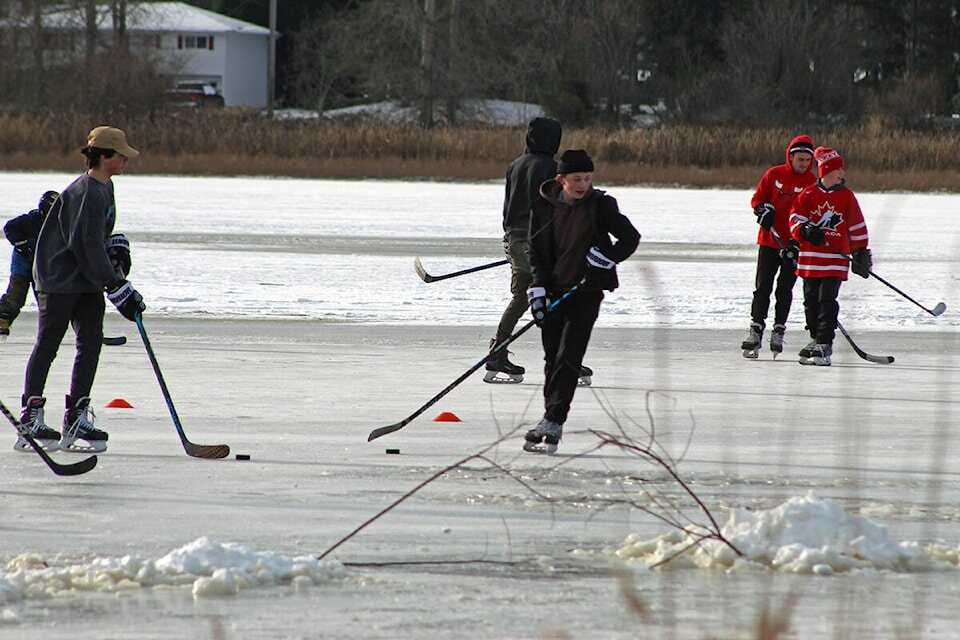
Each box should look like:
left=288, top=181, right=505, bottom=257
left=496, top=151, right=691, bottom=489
left=14, top=397, right=61, bottom=453
left=61, top=398, right=108, bottom=453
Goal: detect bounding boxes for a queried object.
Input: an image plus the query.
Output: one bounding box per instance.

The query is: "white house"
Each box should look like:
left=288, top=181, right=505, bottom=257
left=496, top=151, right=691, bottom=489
left=16, top=2, right=273, bottom=108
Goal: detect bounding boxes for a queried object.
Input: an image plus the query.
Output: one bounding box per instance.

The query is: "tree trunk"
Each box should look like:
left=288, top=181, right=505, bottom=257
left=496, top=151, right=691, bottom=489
left=419, top=0, right=436, bottom=129
left=85, top=0, right=97, bottom=63
left=445, top=0, right=459, bottom=125
left=31, top=0, right=45, bottom=102
left=111, top=0, right=128, bottom=54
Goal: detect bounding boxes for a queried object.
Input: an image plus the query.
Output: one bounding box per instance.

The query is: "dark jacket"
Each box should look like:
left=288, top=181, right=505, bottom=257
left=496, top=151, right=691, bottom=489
left=501, top=117, right=562, bottom=239
left=3, top=208, right=46, bottom=254
left=529, top=180, right=640, bottom=292
left=34, top=174, right=117, bottom=294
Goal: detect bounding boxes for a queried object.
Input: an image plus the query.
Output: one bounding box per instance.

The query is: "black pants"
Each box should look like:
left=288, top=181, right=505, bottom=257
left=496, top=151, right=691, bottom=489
left=750, top=245, right=797, bottom=327
left=24, top=292, right=105, bottom=404
left=541, top=290, right=603, bottom=425
left=802, top=277, right=842, bottom=345
left=495, top=238, right=533, bottom=344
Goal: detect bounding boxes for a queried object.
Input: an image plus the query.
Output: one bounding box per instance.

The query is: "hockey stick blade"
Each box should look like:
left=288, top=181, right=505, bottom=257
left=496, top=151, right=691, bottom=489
left=837, top=322, right=894, bottom=365
left=367, top=282, right=583, bottom=442
left=931, top=302, right=947, bottom=317
left=413, top=257, right=437, bottom=283
left=413, top=257, right=509, bottom=283
left=135, top=315, right=230, bottom=459
left=0, top=399, right=98, bottom=476
left=103, top=336, right=127, bottom=346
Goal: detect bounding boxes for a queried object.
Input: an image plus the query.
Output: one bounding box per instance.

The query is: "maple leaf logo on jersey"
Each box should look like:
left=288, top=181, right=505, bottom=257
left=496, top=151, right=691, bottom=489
left=811, top=202, right=843, bottom=230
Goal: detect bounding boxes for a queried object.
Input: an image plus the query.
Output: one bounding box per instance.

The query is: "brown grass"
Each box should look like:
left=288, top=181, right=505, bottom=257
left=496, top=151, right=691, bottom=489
left=2, top=111, right=957, bottom=191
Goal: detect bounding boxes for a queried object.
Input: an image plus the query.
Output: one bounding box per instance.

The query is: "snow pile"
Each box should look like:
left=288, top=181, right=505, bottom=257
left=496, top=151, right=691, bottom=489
left=312, top=98, right=545, bottom=126
left=0, top=537, right=345, bottom=602
left=615, top=494, right=960, bottom=575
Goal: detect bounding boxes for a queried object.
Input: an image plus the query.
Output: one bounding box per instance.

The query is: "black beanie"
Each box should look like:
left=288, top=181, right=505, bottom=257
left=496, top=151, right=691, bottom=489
left=557, top=149, right=594, bottom=174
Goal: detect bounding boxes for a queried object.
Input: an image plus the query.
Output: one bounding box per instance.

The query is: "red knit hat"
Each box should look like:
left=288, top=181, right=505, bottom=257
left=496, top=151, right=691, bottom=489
left=814, top=146, right=844, bottom=178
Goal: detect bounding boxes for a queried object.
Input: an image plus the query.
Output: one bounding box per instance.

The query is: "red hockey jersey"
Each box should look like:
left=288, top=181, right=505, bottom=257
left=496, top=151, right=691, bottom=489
left=750, top=135, right=817, bottom=249
left=788, top=183, right=869, bottom=280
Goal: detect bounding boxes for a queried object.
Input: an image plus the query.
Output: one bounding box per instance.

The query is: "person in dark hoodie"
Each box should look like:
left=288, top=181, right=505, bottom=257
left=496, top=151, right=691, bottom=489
left=15, top=126, right=145, bottom=455
left=485, top=117, right=562, bottom=384
left=741, top=134, right=816, bottom=359
left=523, top=149, right=640, bottom=454
left=0, top=190, right=60, bottom=340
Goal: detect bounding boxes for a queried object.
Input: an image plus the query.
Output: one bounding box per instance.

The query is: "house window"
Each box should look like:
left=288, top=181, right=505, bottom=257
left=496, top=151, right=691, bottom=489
left=179, top=35, right=213, bottom=50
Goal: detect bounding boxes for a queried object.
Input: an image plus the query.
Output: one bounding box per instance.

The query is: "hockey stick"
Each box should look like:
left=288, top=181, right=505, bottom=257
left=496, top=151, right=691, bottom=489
left=836, top=321, right=894, bottom=364
left=414, top=257, right=509, bottom=283
left=858, top=266, right=945, bottom=318
left=103, top=336, right=127, bottom=346
left=0, top=399, right=98, bottom=476
left=368, top=283, right=581, bottom=442
left=135, top=314, right=230, bottom=459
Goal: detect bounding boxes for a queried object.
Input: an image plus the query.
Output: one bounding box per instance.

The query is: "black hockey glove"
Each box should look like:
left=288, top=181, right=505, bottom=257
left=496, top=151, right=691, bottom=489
left=753, top=203, right=776, bottom=230
left=779, top=239, right=800, bottom=269
left=851, top=248, right=872, bottom=278
left=527, top=286, right=548, bottom=326
left=106, top=233, right=132, bottom=278
left=12, top=239, right=35, bottom=262
left=584, top=246, right=615, bottom=288
left=38, top=190, right=59, bottom=217
left=106, top=279, right=145, bottom=322
left=799, top=222, right=826, bottom=245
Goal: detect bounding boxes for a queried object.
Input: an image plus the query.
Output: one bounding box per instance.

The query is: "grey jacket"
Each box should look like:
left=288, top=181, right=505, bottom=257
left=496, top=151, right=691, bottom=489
left=34, top=174, right=117, bottom=293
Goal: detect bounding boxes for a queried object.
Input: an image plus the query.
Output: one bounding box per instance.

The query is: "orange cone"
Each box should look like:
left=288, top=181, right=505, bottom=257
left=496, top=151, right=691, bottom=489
left=433, top=411, right=461, bottom=422
left=105, top=398, right=134, bottom=409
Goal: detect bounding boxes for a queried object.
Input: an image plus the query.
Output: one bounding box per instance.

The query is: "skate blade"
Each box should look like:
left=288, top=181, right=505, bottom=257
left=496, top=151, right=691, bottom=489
left=742, top=349, right=759, bottom=359
left=13, top=438, right=60, bottom=453
left=798, top=358, right=830, bottom=367
left=483, top=371, right=523, bottom=384
left=522, top=442, right=557, bottom=454
left=577, top=376, right=592, bottom=387
left=59, top=438, right=107, bottom=454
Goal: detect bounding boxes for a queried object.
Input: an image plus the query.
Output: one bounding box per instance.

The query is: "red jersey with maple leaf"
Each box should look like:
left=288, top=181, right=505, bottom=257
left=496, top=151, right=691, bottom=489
left=750, top=135, right=817, bottom=249
left=788, top=183, right=869, bottom=280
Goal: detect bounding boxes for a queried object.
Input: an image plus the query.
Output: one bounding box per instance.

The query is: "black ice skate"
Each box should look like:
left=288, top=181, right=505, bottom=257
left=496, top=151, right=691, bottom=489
left=797, top=339, right=817, bottom=361
left=770, top=324, right=786, bottom=358
left=523, top=418, right=562, bottom=454
left=483, top=339, right=525, bottom=384
left=578, top=365, right=593, bottom=387
left=61, top=396, right=108, bottom=453
left=799, top=343, right=832, bottom=367
left=15, top=396, right=61, bottom=453
left=741, top=322, right=763, bottom=359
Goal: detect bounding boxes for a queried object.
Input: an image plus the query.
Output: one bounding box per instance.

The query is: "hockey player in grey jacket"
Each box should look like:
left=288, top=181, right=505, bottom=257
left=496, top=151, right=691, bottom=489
left=485, top=117, right=562, bottom=384
left=16, top=126, right=145, bottom=455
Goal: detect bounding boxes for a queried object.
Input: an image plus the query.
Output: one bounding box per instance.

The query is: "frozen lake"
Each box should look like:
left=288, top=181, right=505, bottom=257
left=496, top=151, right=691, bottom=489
left=0, top=172, right=956, bottom=331
left=0, top=172, right=958, bottom=639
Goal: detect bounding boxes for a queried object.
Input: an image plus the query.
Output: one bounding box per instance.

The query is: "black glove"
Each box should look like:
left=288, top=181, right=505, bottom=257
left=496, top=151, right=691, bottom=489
left=851, top=248, right=872, bottom=278
left=106, top=233, right=131, bottom=277
left=106, top=280, right=145, bottom=322
left=799, top=222, right=826, bottom=245
left=584, top=246, right=614, bottom=288
left=779, top=240, right=800, bottom=268
left=12, top=239, right=34, bottom=262
left=753, top=203, right=776, bottom=230
left=527, top=286, right=548, bottom=326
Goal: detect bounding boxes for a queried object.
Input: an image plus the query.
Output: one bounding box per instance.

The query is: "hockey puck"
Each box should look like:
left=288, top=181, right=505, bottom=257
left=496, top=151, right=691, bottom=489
left=235, top=454, right=251, bottom=461
left=385, top=448, right=400, bottom=455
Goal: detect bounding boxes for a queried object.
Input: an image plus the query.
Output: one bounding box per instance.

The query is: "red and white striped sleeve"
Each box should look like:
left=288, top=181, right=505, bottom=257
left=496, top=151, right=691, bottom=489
left=846, top=192, right=868, bottom=250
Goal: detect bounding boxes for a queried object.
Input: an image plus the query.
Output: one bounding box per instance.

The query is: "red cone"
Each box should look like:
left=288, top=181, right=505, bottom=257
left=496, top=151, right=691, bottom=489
left=433, top=411, right=462, bottom=422
left=105, top=398, right=134, bottom=409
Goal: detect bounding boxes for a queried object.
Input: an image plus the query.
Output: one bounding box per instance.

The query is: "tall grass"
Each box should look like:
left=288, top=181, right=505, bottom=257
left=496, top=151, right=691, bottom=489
left=1, top=111, right=957, bottom=190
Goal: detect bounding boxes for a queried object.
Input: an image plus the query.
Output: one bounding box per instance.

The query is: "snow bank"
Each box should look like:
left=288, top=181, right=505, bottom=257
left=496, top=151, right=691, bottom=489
left=614, top=494, right=960, bottom=575
left=0, top=537, right=345, bottom=603
left=310, top=98, right=545, bottom=126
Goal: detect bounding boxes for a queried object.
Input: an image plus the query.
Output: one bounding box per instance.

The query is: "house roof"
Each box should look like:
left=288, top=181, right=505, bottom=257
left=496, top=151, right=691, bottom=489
left=34, top=2, right=271, bottom=36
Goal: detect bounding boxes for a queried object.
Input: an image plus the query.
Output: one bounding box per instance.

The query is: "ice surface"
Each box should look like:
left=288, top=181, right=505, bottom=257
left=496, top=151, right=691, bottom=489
left=0, top=173, right=955, bottom=328
left=615, top=493, right=960, bottom=574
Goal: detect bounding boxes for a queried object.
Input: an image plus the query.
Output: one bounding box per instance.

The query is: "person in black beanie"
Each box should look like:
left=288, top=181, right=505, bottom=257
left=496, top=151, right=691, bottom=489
left=15, top=126, right=145, bottom=455
left=523, top=149, right=640, bottom=454
left=484, top=117, right=562, bottom=384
